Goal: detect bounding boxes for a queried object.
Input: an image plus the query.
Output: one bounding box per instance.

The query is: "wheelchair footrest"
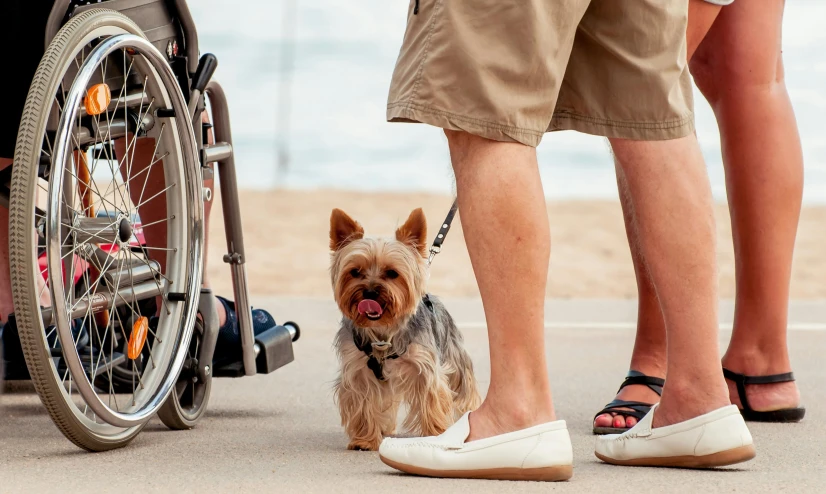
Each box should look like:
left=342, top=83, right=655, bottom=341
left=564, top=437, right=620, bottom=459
left=212, top=361, right=244, bottom=378
left=211, top=323, right=299, bottom=378
left=254, top=325, right=295, bottom=375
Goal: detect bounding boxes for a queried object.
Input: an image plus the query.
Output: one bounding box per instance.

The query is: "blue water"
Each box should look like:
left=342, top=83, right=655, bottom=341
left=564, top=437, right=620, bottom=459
left=190, top=0, right=826, bottom=203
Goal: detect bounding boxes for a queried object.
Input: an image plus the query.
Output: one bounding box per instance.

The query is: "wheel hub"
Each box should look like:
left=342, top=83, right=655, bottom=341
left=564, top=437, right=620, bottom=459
left=117, top=217, right=133, bottom=243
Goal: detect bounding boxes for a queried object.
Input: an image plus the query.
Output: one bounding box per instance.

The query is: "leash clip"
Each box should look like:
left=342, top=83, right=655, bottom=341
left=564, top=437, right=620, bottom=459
left=371, top=341, right=392, bottom=352
left=426, top=245, right=441, bottom=267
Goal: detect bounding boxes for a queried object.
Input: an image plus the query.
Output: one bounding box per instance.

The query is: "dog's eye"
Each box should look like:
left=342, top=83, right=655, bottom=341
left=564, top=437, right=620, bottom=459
left=350, top=268, right=362, bottom=278
left=385, top=269, right=399, bottom=279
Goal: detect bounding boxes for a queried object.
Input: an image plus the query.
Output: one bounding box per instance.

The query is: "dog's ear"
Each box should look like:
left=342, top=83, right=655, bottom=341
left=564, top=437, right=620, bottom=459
left=330, top=209, right=364, bottom=251
left=395, top=208, right=428, bottom=257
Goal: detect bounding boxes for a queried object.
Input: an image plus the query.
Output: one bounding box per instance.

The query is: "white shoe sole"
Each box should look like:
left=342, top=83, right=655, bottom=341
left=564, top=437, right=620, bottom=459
left=595, top=443, right=756, bottom=469
left=380, top=455, right=573, bottom=481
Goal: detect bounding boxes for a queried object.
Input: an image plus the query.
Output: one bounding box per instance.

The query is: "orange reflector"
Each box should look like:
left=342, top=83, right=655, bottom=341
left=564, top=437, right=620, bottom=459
left=84, top=83, right=111, bottom=116
left=128, top=316, right=149, bottom=360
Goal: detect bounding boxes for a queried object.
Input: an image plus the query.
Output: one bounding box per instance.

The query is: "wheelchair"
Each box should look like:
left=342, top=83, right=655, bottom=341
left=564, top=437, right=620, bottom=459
left=1, top=0, right=299, bottom=451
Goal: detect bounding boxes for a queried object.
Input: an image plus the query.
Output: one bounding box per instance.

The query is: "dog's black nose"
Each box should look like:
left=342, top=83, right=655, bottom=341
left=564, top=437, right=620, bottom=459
left=363, top=289, right=379, bottom=300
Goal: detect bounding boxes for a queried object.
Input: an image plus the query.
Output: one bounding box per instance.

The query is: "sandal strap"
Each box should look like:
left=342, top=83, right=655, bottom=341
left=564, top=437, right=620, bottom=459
left=618, top=370, right=665, bottom=396
left=723, top=368, right=795, bottom=385
left=723, top=368, right=796, bottom=413
left=594, top=371, right=664, bottom=423
left=594, top=399, right=654, bottom=422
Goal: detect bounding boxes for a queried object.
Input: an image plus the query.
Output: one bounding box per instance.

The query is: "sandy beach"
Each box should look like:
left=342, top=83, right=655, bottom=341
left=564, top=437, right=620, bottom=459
left=202, top=189, right=826, bottom=300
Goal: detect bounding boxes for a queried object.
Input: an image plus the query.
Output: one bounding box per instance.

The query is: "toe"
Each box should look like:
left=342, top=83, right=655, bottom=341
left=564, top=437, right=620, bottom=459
left=594, top=413, right=614, bottom=428
left=612, top=415, right=627, bottom=429
left=625, top=416, right=638, bottom=428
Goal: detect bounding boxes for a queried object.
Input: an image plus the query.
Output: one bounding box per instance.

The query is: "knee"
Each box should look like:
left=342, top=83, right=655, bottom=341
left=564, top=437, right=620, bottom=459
left=689, top=50, right=786, bottom=108
left=688, top=53, right=721, bottom=105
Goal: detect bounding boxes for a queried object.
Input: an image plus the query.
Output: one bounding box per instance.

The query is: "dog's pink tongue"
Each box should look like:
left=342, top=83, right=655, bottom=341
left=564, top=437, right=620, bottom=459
left=358, top=299, right=382, bottom=315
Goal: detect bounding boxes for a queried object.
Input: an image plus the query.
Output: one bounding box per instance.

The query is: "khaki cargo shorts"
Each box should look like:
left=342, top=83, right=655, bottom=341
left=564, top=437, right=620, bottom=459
left=387, top=0, right=695, bottom=147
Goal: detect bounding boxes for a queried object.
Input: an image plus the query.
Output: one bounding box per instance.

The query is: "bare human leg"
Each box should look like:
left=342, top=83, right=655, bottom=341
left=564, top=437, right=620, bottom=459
left=691, top=0, right=802, bottom=412
left=610, top=134, right=731, bottom=429
left=444, top=130, right=555, bottom=441
left=595, top=0, right=804, bottom=429
left=596, top=0, right=723, bottom=430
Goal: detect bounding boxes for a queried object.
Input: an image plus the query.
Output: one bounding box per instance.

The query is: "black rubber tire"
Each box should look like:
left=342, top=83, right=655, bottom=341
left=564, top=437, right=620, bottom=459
left=157, top=321, right=212, bottom=430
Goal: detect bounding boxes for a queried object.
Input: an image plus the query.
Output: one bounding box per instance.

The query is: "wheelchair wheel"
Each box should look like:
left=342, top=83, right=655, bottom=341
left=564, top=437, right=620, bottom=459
left=10, top=10, right=203, bottom=451
left=157, top=319, right=212, bottom=430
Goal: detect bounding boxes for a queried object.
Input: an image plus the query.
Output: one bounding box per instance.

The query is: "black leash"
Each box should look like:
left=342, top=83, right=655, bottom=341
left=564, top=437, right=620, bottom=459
left=427, top=199, right=458, bottom=266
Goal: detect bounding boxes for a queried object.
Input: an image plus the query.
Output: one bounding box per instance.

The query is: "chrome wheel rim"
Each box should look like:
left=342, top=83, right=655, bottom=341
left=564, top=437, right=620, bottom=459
left=41, top=33, right=202, bottom=429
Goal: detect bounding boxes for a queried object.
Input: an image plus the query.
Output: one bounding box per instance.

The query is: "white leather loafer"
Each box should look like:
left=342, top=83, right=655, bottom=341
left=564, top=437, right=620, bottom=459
left=378, top=412, right=573, bottom=481
left=595, top=404, right=756, bottom=468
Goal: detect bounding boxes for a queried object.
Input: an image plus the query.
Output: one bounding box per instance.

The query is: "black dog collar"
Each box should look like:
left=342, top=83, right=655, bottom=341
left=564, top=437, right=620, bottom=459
left=352, top=295, right=435, bottom=381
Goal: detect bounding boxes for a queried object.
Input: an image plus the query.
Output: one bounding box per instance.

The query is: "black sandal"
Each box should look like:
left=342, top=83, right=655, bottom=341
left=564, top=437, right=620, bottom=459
left=723, top=368, right=806, bottom=422
left=593, top=370, right=665, bottom=435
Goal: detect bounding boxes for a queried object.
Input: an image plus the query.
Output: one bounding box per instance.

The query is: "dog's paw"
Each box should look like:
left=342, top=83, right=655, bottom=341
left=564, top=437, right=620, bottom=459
left=348, top=439, right=379, bottom=451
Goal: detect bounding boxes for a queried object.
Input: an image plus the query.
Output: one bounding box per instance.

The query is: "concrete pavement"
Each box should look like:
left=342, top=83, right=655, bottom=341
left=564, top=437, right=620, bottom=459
left=1, top=297, right=825, bottom=493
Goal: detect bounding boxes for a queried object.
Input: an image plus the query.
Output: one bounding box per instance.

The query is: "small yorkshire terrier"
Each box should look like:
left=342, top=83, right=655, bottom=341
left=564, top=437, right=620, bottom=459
left=330, top=208, right=481, bottom=451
